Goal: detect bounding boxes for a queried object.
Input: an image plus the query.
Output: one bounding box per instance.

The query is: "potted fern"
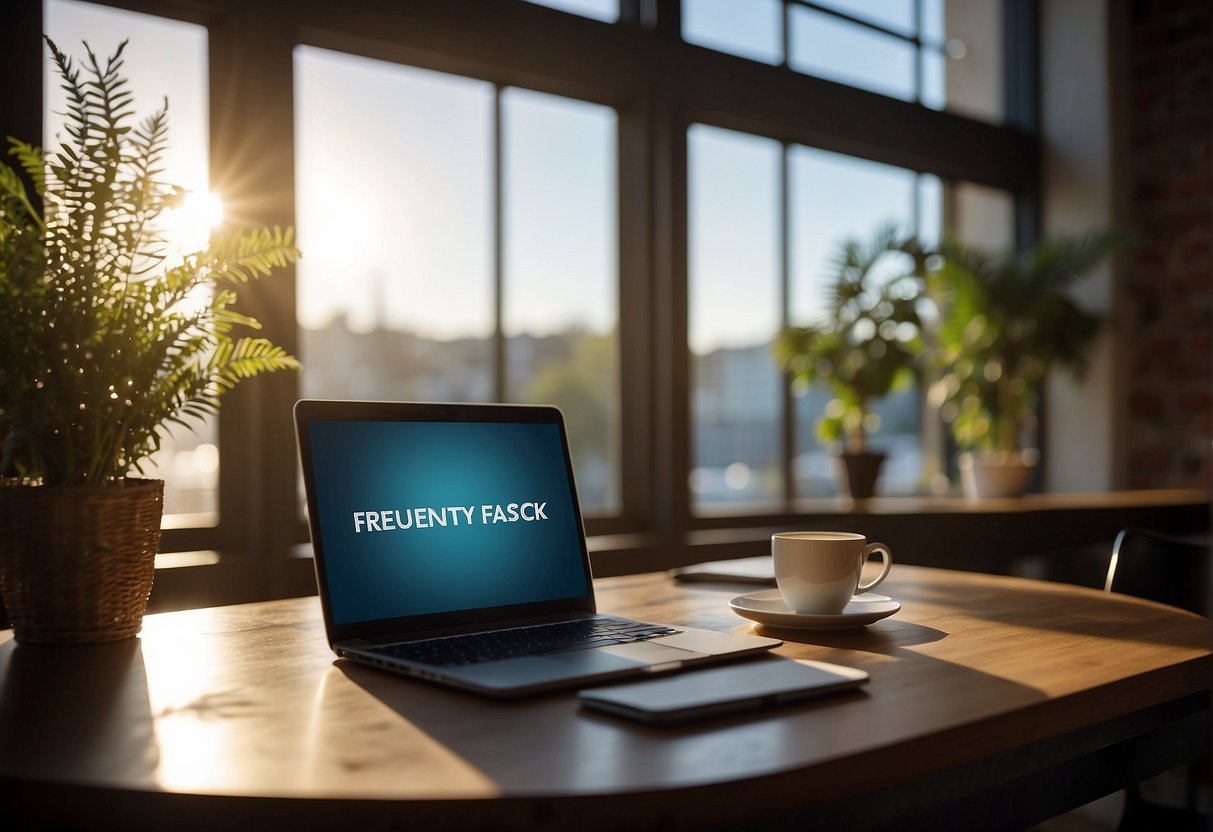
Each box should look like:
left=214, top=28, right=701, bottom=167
left=0, top=39, right=300, bottom=643
left=931, top=231, right=1119, bottom=499
left=774, top=226, right=927, bottom=499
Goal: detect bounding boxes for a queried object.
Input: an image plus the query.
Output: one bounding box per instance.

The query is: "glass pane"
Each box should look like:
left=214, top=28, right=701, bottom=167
left=682, top=0, right=783, bottom=65
left=812, top=0, right=916, bottom=37
left=921, top=0, right=946, bottom=45
left=688, top=125, right=782, bottom=511
left=295, top=48, right=494, bottom=403
left=788, top=147, right=923, bottom=496
left=790, top=6, right=917, bottom=101
left=525, top=0, right=619, bottom=22
left=501, top=88, right=619, bottom=513
left=917, top=174, right=943, bottom=249
left=45, top=0, right=215, bottom=519
left=922, top=48, right=947, bottom=110
left=788, top=148, right=918, bottom=324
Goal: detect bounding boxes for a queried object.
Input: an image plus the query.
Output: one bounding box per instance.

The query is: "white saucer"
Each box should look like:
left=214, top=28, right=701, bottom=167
left=729, top=590, right=901, bottom=630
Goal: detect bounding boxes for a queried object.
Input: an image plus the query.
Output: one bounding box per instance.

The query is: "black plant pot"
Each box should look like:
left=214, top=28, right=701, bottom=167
left=835, top=451, right=887, bottom=500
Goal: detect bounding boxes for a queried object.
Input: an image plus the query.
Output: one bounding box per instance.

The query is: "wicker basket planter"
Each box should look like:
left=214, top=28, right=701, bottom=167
left=0, top=478, right=164, bottom=644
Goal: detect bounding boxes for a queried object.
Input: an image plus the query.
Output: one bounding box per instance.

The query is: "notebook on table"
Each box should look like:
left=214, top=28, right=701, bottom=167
left=294, top=399, right=781, bottom=698
left=670, top=556, right=776, bottom=584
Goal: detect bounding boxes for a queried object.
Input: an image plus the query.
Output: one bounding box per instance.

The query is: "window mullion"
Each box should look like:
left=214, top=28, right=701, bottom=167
left=780, top=143, right=795, bottom=505
left=493, top=85, right=507, bottom=401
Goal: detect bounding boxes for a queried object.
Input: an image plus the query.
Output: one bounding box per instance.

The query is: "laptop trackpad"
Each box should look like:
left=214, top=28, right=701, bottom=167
left=454, top=650, right=642, bottom=688
left=601, top=641, right=708, bottom=664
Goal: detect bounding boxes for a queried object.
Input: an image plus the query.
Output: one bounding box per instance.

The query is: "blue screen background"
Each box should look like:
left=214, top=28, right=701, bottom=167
left=307, top=420, right=590, bottom=625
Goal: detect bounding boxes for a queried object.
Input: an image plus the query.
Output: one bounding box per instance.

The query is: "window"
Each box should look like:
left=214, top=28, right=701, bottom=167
left=14, top=1, right=1037, bottom=606
left=682, top=0, right=783, bottom=66
left=295, top=50, right=495, bottom=403
left=682, top=0, right=1004, bottom=122
left=294, top=49, right=621, bottom=514
left=44, top=0, right=215, bottom=522
left=501, top=88, right=620, bottom=512
left=789, top=5, right=919, bottom=102
left=689, top=126, right=944, bottom=508
left=789, top=147, right=939, bottom=496
left=688, top=126, right=783, bottom=511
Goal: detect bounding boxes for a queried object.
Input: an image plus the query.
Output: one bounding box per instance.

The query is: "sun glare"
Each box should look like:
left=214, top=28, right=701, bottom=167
left=161, top=190, right=226, bottom=254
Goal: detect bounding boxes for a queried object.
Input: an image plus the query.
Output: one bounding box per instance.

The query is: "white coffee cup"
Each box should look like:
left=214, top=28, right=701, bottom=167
left=772, top=531, right=893, bottom=615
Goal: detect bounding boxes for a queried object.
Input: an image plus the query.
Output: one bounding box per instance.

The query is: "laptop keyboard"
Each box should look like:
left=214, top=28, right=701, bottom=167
left=370, top=618, right=682, bottom=667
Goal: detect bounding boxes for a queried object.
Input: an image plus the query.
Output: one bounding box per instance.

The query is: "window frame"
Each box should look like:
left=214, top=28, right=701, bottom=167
left=5, top=0, right=1040, bottom=606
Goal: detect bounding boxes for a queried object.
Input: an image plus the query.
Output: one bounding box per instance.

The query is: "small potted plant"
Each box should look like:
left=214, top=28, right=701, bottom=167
left=0, top=39, right=301, bottom=643
left=930, top=231, right=1119, bottom=499
left=774, top=226, right=927, bottom=499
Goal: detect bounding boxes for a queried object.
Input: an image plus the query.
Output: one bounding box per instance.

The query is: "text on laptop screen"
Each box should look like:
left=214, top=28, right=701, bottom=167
left=308, top=419, right=590, bottom=625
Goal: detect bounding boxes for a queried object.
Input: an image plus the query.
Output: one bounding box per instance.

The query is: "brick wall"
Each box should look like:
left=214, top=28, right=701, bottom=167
left=1123, top=0, right=1213, bottom=488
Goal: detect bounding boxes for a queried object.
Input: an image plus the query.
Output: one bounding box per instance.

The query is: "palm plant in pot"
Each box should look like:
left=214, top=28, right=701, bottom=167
left=774, top=226, right=927, bottom=500
left=0, top=39, right=300, bottom=643
left=930, top=231, right=1119, bottom=499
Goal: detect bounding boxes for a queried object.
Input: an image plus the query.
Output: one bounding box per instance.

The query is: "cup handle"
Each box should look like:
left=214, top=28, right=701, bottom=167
left=857, top=543, right=893, bottom=593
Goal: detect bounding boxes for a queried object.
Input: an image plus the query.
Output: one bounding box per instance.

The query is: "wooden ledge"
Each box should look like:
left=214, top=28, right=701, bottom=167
left=589, top=489, right=1209, bottom=583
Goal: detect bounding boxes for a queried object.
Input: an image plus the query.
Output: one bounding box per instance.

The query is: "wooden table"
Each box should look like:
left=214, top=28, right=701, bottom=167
left=1, top=565, right=1210, bottom=831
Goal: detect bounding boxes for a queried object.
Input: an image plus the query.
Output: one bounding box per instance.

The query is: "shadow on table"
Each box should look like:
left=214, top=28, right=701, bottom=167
left=890, top=574, right=1213, bottom=649
left=750, top=619, right=948, bottom=653
left=0, top=638, right=159, bottom=780
left=0, top=638, right=161, bottom=829
left=334, top=622, right=1047, bottom=780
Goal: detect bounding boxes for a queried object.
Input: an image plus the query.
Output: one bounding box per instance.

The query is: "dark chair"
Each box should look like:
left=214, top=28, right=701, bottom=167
left=1104, top=527, right=1210, bottom=616
left=1104, top=527, right=1211, bottom=832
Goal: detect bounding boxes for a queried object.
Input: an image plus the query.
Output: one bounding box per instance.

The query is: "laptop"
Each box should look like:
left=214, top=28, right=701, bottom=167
left=294, top=399, right=781, bottom=697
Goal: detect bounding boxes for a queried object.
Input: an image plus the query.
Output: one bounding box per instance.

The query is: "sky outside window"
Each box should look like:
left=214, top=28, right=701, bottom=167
left=294, top=47, right=494, bottom=340
left=789, top=6, right=917, bottom=102
left=295, top=49, right=495, bottom=406
left=682, top=0, right=981, bottom=118
left=788, top=147, right=918, bottom=326
left=688, top=125, right=781, bottom=355
left=501, top=89, right=616, bottom=342
left=920, top=0, right=948, bottom=109
left=811, top=0, right=916, bottom=37
left=682, top=0, right=784, bottom=65
left=917, top=174, right=943, bottom=247
left=921, top=0, right=947, bottom=44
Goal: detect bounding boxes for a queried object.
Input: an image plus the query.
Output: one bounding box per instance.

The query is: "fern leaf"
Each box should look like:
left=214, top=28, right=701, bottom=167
left=6, top=138, right=46, bottom=195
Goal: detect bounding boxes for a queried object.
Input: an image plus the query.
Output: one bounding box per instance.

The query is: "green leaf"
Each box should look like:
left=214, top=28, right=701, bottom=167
left=1, top=38, right=301, bottom=485
left=774, top=225, right=927, bottom=450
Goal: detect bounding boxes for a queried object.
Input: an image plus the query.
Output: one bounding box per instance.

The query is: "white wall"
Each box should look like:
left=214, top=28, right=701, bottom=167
left=1041, top=1, right=1118, bottom=492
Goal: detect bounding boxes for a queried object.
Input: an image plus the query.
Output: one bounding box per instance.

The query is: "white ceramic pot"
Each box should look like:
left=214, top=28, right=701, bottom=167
left=957, top=451, right=1036, bottom=500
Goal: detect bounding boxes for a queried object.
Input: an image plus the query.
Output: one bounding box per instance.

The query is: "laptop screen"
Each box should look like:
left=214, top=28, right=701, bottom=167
left=300, top=406, right=593, bottom=628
